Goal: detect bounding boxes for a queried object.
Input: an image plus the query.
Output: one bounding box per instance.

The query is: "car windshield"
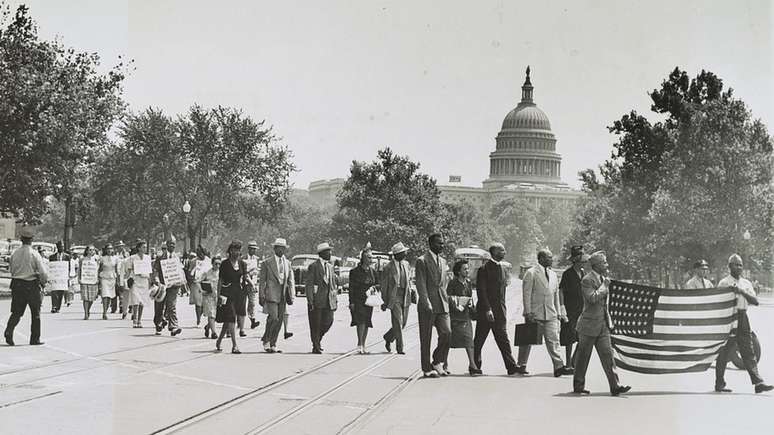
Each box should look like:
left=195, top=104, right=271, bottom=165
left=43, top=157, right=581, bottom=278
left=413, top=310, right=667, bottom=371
left=291, top=257, right=317, bottom=268
left=343, top=259, right=358, bottom=268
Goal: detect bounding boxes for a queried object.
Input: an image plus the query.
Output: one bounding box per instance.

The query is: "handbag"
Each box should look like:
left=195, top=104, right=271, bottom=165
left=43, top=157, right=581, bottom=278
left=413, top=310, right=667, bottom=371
left=365, top=286, right=384, bottom=307
left=514, top=322, right=543, bottom=346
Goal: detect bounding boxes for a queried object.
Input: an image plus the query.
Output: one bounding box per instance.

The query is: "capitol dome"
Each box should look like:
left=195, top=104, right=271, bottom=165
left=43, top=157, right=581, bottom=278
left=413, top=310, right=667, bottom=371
left=501, top=104, right=552, bottom=131
left=483, top=66, right=568, bottom=189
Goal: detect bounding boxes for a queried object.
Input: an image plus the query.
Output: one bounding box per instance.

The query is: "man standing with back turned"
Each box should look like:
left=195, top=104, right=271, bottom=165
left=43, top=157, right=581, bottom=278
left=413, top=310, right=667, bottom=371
left=5, top=227, right=48, bottom=346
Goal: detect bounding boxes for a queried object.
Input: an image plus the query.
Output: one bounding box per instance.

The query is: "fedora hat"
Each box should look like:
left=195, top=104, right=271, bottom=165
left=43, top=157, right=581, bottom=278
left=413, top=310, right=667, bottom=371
left=115, top=240, right=125, bottom=247
left=272, top=238, right=288, bottom=248
left=693, top=259, right=710, bottom=269
left=247, top=240, right=259, bottom=249
left=316, top=242, right=332, bottom=253
left=391, top=242, right=409, bottom=255
left=19, top=226, right=34, bottom=239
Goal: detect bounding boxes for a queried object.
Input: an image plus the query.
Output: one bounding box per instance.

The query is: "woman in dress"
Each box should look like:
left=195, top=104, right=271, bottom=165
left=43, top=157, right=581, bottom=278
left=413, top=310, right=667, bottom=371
left=188, top=247, right=206, bottom=328
left=79, top=245, right=100, bottom=320
left=446, top=259, right=480, bottom=375
left=98, top=244, right=118, bottom=320
left=201, top=254, right=220, bottom=339
left=125, top=240, right=152, bottom=328
left=216, top=240, right=246, bottom=353
left=348, top=249, right=378, bottom=354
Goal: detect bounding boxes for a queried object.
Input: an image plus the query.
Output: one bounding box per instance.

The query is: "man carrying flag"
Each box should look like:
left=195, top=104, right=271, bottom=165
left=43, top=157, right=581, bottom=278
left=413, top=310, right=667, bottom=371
left=714, top=254, right=772, bottom=393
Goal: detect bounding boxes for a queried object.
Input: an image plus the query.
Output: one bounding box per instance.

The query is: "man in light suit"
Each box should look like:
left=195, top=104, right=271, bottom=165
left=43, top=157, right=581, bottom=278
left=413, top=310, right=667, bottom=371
left=259, top=238, right=294, bottom=353
left=415, top=233, right=451, bottom=378
left=473, top=243, right=519, bottom=375
left=306, top=242, right=338, bottom=354
left=518, top=249, right=573, bottom=377
left=382, top=242, right=416, bottom=355
left=572, top=251, right=630, bottom=396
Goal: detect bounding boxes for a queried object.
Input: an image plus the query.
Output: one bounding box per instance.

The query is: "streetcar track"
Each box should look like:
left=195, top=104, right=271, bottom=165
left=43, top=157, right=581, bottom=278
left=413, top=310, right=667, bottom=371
left=151, top=321, right=421, bottom=435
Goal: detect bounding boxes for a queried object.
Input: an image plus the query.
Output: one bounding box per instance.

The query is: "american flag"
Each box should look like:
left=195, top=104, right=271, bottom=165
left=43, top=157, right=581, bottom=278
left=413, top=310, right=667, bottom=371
left=608, top=280, right=737, bottom=374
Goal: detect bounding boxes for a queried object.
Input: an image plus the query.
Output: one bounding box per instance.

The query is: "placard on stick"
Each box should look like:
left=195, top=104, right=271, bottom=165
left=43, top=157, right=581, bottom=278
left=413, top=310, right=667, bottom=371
left=160, top=258, right=185, bottom=286
left=49, top=261, right=70, bottom=291
left=80, top=260, right=98, bottom=285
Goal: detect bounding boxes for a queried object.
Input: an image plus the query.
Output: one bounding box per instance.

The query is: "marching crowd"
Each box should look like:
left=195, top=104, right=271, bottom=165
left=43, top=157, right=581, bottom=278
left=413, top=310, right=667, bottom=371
left=3, top=227, right=773, bottom=395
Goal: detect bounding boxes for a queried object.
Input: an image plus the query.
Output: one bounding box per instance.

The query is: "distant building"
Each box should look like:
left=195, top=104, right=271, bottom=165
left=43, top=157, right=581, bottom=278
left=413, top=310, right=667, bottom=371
left=308, top=68, right=583, bottom=210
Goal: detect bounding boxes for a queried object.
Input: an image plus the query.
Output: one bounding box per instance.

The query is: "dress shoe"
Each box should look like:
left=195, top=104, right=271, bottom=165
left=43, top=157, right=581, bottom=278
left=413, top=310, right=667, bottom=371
left=714, top=383, right=732, bottom=393
left=4, top=332, right=14, bottom=346
left=433, top=364, right=447, bottom=376
left=232, top=348, right=241, bottom=354
left=554, top=366, right=574, bottom=377
left=264, top=343, right=273, bottom=353
left=468, top=367, right=483, bottom=376
left=272, top=347, right=282, bottom=353
left=755, top=383, right=774, bottom=394
left=250, top=318, right=260, bottom=329
left=423, top=370, right=440, bottom=378
left=155, top=324, right=163, bottom=333
left=284, top=332, right=294, bottom=340
left=51, top=309, right=57, bottom=313
left=611, top=385, right=631, bottom=396
left=29, top=341, right=45, bottom=346
left=210, top=332, right=218, bottom=339
left=161, top=320, right=168, bottom=329
left=509, top=366, right=529, bottom=375
left=312, top=349, right=322, bottom=354
left=397, top=351, right=406, bottom=355
left=155, top=331, right=161, bottom=336
left=171, top=328, right=182, bottom=337
left=385, top=340, right=391, bottom=353
left=573, top=389, right=591, bottom=395
left=239, top=330, right=247, bottom=338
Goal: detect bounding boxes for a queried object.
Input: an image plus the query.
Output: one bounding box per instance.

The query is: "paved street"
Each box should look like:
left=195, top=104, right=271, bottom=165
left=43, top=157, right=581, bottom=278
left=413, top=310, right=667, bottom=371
left=0, top=281, right=771, bottom=435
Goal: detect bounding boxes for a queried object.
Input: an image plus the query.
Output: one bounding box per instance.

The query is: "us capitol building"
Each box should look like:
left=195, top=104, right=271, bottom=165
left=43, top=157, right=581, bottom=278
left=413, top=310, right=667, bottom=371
left=308, top=67, right=583, bottom=209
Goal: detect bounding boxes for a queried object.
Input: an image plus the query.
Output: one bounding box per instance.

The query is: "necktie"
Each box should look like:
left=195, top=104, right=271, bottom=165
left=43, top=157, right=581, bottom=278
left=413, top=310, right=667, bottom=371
left=544, top=268, right=549, bottom=282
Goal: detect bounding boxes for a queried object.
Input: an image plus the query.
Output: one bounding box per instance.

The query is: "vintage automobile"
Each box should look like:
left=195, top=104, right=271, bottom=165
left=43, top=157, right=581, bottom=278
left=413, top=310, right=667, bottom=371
left=32, top=241, right=57, bottom=259
left=292, top=254, right=351, bottom=296
left=0, top=239, right=21, bottom=271
left=453, top=246, right=490, bottom=285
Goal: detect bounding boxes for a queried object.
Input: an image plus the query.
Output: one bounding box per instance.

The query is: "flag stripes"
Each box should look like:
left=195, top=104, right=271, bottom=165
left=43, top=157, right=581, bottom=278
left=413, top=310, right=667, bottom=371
left=608, top=280, right=736, bottom=374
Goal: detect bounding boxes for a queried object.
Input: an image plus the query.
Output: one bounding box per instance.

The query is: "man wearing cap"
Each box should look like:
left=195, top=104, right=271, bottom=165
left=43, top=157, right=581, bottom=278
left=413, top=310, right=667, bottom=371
left=473, top=242, right=518, bottom=375
left=382, top=242, right=415, bottom=354
left=559, top=245, right=589, bottom=370
left=573, top=251, right=630, bottom=396
left=714, top=254, right=772, bottom=393
left=244, top=241, right=262, bottom=331
left=260, top=238, right=294, bottom=353
left=518, top=249, right=573, bottom=377
left=415, top=233, right=451, bottom=378
left=5, top=227, right=48, bottom=346
left=685, top=260, right=713, bottom=289
left=152, top=238, right=182, bottom=336
left=306, top=242, right=338, bottom=354
left=48, top=241, right=70, bottom=313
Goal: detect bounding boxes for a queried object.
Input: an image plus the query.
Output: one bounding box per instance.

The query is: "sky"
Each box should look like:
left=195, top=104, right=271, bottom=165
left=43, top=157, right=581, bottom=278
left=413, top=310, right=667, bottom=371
left=9, top=0, right=774, bottom=189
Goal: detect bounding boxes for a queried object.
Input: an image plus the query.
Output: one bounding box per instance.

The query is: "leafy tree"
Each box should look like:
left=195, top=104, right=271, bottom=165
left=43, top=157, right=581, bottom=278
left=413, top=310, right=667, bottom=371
left=489, top=198, right=544, bottom=266
left=333, top=148, right=452, bottom=257
left=91, top=105, right=295, bottom=249
left=570, top=68, right=773, bottom=283
left=0, top=4, right=127, bottom=226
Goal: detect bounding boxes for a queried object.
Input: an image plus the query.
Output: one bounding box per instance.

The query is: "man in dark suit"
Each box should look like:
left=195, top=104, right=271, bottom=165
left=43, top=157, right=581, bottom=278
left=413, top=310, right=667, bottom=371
left=572, top=251, right=630, bottom=396
left=152, top=238, right=182, bottom=336
left=306, top=242, right=338, bottom=354
left=473, top=242, right=519, bottom=375
left=382, top=242, right=416, bottom=354
left=559, top=245, right=589, bottom=370
left=48, top=241, right=70, bottom=313
left=259, top=237, right=294, bottom=353
left=415, top=233, right=451, bottom=378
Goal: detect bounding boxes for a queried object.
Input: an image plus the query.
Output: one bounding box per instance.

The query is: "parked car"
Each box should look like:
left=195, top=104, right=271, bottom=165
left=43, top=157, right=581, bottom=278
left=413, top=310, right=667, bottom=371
left=292, top=254, right=318, bottom=297
left=70, top=245, right=87, bottom=258
left=0, top=239, right=22, bottom=271
left=334, top=256, right=359, bottom=292
left=454, top=246, right=491, bottom=286
left=32, top=241, right=57, bottom=259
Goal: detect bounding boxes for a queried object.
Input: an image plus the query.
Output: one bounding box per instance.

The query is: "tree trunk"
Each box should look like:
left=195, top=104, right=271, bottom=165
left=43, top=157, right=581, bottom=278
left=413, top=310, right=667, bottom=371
left=63, top=197, right=74, bottom=251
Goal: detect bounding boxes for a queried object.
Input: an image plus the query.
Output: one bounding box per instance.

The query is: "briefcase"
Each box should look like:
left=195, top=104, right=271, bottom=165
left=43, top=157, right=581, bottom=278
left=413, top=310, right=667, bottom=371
left=514, top=322, right=543, bottom=346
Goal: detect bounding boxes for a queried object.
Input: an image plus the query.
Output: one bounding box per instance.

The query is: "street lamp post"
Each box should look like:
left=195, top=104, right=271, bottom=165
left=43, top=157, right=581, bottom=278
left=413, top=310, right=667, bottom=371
left=743, top=229, right=751, bottom=279
left=183, top=201, right=191, bottom=254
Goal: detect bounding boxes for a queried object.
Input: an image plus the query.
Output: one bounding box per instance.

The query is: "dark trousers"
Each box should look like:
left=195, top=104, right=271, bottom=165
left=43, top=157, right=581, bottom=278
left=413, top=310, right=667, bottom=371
left=153, top=300, right=166, bottom=327
left=50, top=291, right=65, bottom=312
left=110, top=288, right=118, bottom=313
left=716, top=310, right=763, bottom=387
left=308, top=307, right=335, bottom=351
left=418, top=309, right=450, bottom=372
left=473, top=316, right=517, bottom=372
left=384, top=304, right=409, bottom=352
left=5, top=279, right=42, bottom=343
left=163, top=286, right=180, bottom=329
left=573, top=329, right=620, bottom=392
left=262, top=301, right=287, bottom=347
